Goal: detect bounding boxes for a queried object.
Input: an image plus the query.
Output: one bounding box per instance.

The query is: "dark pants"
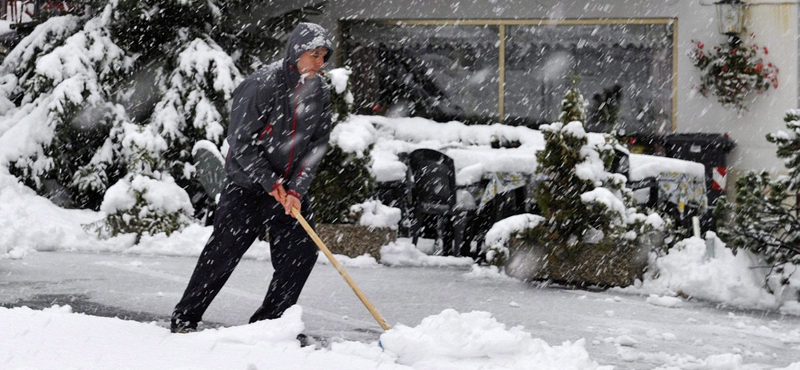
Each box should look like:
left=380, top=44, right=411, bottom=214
left=172, top=182, right=319, bottom=325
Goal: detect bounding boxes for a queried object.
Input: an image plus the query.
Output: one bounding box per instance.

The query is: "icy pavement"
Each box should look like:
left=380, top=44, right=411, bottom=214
left=1, top=251, right=799, bottom=369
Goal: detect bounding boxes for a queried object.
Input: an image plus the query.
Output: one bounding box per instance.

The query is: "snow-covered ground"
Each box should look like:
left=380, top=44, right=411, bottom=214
left=2, top=302, right=612, bottom=370
left=2, top=159, right=800, bottom=369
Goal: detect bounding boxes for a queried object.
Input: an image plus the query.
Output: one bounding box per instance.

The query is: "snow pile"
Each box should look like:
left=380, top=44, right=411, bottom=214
left=330, top=114, right=378, bottom=157
left=1, top=303, right=626, bottom=370
left=317, top=253, right=381, bottom=268
left=645, top=294, right=684, bottom=308
left=379, top=309, right=612, bottom=370
left=0, top=170, right=125, bottom=256
left=483, top=214, right=544, bottom=262
left=0, top=305, right=406, bottom=370
left=350, top=199, right=402, bottom=230
left=462, top=264, right=517, bottom=281
left=632, top=234, right=787, bottom=311
left=380, top=239, right=474, bottom=267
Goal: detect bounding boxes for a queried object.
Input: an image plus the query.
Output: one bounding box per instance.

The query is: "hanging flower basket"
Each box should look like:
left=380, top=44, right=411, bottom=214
left=687, top=38, right=778, bottom=114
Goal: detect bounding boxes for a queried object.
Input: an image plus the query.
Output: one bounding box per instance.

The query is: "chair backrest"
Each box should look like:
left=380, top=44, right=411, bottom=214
left=193, top=142, right=225, bottom=202
left=407, top=149, right=457, bottom=213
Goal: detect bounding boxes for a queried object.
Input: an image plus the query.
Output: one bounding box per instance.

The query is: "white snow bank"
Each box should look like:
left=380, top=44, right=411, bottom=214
left=328, top=67, right=351, bottom=95
left=350, top=199, right=402, bottom=230
left=0, top=304, right=618, bottom=370
left=379, top=308, right=612, bottom=370
left=330, top=114, right=378, bottom=157
left=380, top=238, right=474, bottom=267
left=318, top=253, right=381, bottom=268
left=0, top=170, right=127, bottom=255
left=627, top=234, right=786, bottom=311
left=0, top=305, right=408, bottom=370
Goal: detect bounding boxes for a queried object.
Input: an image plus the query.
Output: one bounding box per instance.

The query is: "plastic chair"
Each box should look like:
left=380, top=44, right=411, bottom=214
left=406, top=149, right=463, bottom=255
left=192, top=140, right=225, bottom=225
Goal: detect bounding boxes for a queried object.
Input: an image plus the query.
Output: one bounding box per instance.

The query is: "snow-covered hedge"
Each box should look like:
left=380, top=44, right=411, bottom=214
left=309, top=69, right=376, bottom=224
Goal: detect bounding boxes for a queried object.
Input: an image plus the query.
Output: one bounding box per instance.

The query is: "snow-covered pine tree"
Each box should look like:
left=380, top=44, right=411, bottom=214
left=715, top=109, right=800, bottom=290
left=490, top=120, right=661, bottom=286
left=0, top=8, right=133, bottom=209
left=559, top=73, right=586, bottom=124
left=0, top=0, right=320, bottom=215
left=87, top=122, right=193, bottom=242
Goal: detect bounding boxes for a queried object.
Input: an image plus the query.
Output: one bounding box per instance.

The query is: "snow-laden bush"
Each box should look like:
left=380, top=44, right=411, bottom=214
left=89, top=173, right=193, bottom=242
left=486, top=120, right=662, bottom=286
left=327, top=67, right=354, bottom=123
left=0, top=0, right=317, bottom=216
left=309, top=69, right=376, bottom=224
left=349, top=199, right=402, bottom=230
left=715, top=109, right=800, bottom=292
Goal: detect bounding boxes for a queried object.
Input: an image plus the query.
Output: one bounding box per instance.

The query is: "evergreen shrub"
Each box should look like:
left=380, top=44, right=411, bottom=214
left=308, top=68, right=375, bottom=224
left=89, top=173, right=193, bottom=243
left=715, top=109, right=800, bottom=290
left=485, top=78, right=662, bottom=286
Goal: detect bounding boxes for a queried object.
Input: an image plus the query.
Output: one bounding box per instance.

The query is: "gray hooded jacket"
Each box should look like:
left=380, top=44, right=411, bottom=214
left=225, top=22, right=334, bottom=197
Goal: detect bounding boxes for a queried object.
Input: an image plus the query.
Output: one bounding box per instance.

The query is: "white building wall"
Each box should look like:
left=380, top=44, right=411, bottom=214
left=676, top=3, right=798, bottom=183
left=313, top=0, right=799, bottom=179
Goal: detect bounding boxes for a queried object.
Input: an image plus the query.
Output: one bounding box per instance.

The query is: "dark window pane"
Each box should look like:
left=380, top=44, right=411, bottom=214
left=505, top=23, right=674, bottom=134
left=344, top=22, right=500, bottom=123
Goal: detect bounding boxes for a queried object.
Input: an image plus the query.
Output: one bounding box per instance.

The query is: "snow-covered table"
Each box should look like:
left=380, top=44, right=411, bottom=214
left=336, top=115, right=707, bottom=214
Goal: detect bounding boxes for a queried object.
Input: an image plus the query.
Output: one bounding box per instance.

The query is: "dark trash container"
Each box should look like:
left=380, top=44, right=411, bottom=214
left=659, top=133, right=736, bottom=230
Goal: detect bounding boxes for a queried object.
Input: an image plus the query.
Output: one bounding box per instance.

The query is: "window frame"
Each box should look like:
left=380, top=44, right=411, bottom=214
left=339, top=18, right=678, bottom=132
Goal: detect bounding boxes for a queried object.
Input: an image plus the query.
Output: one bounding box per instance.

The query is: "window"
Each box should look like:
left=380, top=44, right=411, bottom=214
left=343, top=22, right=500, bottom=123
left=342, top=19, right=675, bottom=134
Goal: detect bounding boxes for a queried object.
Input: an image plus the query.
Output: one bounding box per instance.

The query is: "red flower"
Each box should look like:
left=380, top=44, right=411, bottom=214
left=689, top=38, right=778, bottom=112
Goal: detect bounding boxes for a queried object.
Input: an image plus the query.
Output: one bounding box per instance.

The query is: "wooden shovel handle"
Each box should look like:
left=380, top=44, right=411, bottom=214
left=290, top=207, right=392, bottom=331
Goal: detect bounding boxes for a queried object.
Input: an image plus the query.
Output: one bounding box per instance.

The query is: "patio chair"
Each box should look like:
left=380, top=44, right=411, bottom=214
left=192, top=140, right=225, bottom=225
left=406, top=148, right=464, bottom=256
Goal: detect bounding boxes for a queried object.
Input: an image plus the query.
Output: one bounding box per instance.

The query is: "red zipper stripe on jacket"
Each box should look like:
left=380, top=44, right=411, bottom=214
left=258, top=124, right=272, bottom=140
left=284, top=81, right=302, bottom=180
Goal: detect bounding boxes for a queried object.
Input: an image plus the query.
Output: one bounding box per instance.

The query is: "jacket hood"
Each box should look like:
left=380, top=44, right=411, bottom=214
left=284, top=22, right=333, bottom=68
